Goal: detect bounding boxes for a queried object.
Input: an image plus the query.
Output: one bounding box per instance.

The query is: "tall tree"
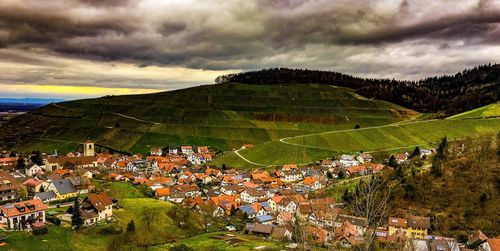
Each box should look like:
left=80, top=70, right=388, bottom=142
left=411, top=146, right=421, bottom=158
left=30, top=151, right=44, bottom=165
left=353, top=176, right=392, bottom=251
left=141, top=208, right=157, bottom=231
left=16, top=157, right=26, bottom=170
left=71, top=199, right=84, bottom=230
left=126, top=220, right=135, bottom=232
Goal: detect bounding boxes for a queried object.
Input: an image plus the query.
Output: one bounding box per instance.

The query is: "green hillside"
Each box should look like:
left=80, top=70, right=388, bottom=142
left=0, top=83, right=417, bottom=154
left=447, top=103, right=500, bottom=119
left=214, top=117, right=500, bottom=168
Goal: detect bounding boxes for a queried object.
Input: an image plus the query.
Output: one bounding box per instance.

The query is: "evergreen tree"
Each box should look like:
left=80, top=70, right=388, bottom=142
left=230, top=204, right=237, bottom=216
left=342, top=188, right=351, bottom=203
left=395, top=166, right=405, bottom=179
left=411, top=146, right=421, bottom=158
left=126, top=220, right=135, bottom=232
left=431, top=158, right=442, bottom=177
left=436, top=136, right=448, bottom=159
left=16, top=157, right=26, bottom=170
left=71, top=199, right=84, bottom=230
left=337, top=170, right=345, bottom=179
left=30, top=151, right=44, bottom=165
left=388, top=155, right=398, bottom=168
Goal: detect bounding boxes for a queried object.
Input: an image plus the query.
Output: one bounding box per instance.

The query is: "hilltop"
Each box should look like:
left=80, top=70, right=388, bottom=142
left=217, top=64, right=500, bottom=115
left=0, top=83, right=415, bottom=154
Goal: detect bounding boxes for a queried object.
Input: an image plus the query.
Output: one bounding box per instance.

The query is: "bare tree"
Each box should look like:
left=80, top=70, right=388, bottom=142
left=353, top=176, right=392, bottom=251
left=141, top=208, right=157, bottom=231
left=292, top=212, right=308, bottom=251
left=197, top=204, right=216, bottom=232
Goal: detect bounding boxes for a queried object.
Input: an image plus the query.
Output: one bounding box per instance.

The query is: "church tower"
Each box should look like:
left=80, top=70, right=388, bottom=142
left=83, top=140, right=95, bottom=157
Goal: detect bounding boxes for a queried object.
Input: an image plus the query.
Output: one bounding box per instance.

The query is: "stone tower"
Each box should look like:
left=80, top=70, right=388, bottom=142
left=83, top=140, right=95, bottom=157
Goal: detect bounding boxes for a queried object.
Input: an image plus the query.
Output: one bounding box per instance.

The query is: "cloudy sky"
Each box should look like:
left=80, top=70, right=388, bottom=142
left=0, top=0, right=499, bottom=99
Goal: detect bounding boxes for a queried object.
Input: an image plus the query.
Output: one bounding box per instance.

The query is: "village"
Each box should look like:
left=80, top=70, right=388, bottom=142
left=0, top=140, right=497, bottom=251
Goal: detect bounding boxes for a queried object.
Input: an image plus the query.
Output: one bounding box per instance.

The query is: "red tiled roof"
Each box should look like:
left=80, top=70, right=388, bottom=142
left=85, top=192, right=113, bottom=211
left=0, top=199, right=47, bottom=217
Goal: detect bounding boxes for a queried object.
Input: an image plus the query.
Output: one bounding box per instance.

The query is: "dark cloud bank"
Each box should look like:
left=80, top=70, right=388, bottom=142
left=0, top=0, right=499, bottom=90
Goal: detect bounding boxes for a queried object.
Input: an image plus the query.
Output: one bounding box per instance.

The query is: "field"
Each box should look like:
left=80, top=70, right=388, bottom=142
left=1, top=83, right=417, bottom=154
left=213, top=116, right=500, bottom=168
left=447, top=103, right=500, bottom=119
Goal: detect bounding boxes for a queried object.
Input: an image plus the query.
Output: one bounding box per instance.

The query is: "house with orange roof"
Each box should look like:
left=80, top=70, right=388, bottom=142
left=267, top=195, right=284, bottom=212
left=81, top=192, right=113, bottom=225
left=282, top=164, right=297, bottom=170
left=181, top=146, right=194, bottom=155
left=23, top=178, right=43, bottom=193
left=277, top=211, right=294, bottom=226
left=303, top=177, right=322, bottom=190
left=197, top=146, right=209, bottom=154
left=150, top=147, right=163, bottom=156
left=307, top=226, right=331, bottom=245
left=481, top=238, right=500, bottom=251
left=346, top=165, right=366, bottom=176
left=334, top=220, right=361, bottom=248
left=277, top=197, right=298, bottom=213
left=0, top=157, right=17, bottom=167
left=205, top=168, right=221, bottom=177
left=0, top=198, right=47, bottom=230
left=155, top=187, right=171, bottom=200
left=243, top=181, right=259, bottom=189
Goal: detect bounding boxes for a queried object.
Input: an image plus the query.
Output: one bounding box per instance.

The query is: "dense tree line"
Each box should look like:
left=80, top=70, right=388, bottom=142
left=215, top=64, right=500, bottom=115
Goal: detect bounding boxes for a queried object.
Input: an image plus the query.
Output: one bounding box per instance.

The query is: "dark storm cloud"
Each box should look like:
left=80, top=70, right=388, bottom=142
left=0, top=0, right=499, bottom=94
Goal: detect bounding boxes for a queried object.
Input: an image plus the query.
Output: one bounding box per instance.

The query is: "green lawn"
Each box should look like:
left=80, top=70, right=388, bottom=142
left=2, top=198, right=204, bottom=251
left=2, top=225, right=113, bottom=251
left=93, top=180, right=145, bottom=199
left=152, top=232, right=283, bottom=251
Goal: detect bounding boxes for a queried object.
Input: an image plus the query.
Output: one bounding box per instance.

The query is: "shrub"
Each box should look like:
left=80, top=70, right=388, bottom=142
left=170, top=244, right=194, bottom=251
left=32, top=227, right=48, bottom=236
left=46, top=216, right=61, bottom=226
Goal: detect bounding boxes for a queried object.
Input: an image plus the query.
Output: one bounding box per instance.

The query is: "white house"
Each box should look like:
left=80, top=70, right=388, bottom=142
left=340, top=155, right=360, bottom=167
left=181, top=146, right=194, bottom=155
left=281, top=169, right=303, bottom=182
left=25, top=163, right=43, bottom=176
left=0, top=199, right=47, bottom=230
left=241, top=189, right=268, bottom=203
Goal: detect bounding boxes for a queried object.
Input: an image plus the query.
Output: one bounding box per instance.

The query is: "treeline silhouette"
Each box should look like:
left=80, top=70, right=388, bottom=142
left=215, top=64, right=500, bottom=115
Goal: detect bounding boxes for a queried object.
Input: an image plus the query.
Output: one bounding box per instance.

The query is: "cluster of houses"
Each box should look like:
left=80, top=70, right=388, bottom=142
left=0, top=141, right=497, bottom=250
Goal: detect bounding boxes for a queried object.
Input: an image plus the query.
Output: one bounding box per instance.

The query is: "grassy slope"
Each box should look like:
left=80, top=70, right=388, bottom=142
left=447, top=103, right=500, bottom=119
left=2, top=83, right=415, bottom=154
left=214, top=117, right=500, bottom=168
left=284, top=118, right=500, bottom=152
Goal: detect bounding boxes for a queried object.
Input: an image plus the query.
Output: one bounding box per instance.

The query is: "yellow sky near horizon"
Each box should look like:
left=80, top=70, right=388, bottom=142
left=0, top=83, right=165, bottom=99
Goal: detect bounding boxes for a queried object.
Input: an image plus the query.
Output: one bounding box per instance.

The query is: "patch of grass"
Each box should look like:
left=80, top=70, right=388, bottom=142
left=447, top=103, right=500, bottom=119
left=93, top=180, right=145, bottom=199
left=3, top=225, right=112, bottom=251
left=284, top=118, right=500, bottom=153
left=152, top=232, right=283, bottom=251
left=214, top=118, right=500, bottom=168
